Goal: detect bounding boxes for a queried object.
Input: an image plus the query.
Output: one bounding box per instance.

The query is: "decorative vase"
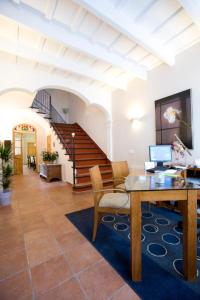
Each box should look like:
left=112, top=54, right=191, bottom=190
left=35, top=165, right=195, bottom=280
left=0, top=190, right=11, bottom=206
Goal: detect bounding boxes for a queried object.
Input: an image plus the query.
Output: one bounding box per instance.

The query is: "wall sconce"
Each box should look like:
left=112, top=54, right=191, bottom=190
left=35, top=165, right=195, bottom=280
left=131, top=117, right=142, bottom=129
left=71, top=132, right=75, bottom=138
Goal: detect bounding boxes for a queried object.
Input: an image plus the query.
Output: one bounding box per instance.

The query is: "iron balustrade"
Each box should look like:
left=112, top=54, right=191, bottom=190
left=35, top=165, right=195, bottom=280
left=31, top=90, right=66, bottom=124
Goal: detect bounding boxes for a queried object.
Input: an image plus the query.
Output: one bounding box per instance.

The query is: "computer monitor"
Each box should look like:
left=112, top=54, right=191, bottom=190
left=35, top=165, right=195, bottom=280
left=149, top=145, right=172, bottom=167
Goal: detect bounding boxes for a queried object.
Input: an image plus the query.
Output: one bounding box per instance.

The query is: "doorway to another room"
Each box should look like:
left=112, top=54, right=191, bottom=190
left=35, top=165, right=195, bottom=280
left=13, top=124, right=37, bottom=175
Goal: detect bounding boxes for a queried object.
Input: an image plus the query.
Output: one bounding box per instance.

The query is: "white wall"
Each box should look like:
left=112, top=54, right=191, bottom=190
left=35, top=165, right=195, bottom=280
left=68, top=94, right=109, bottom=155
left=112, top=42, right=200, bottom=169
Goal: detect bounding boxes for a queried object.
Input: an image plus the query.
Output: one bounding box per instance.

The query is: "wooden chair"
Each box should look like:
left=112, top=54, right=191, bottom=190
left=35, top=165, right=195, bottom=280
left=30, top=156, right=36, bottom=170
left=112, top=161, right=152, bottom=212
left=111, top=161, right=129, bottom=190
left=194, top=187, right=200, bottom=237
left=27, top=155, right=31, bottom=168
left=89, top=165, right=130, bottom=241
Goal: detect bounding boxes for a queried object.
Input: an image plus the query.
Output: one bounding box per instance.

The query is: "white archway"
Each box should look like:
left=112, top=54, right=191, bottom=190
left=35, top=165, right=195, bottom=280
left=0, top=60, right=112, bottom=115
left=37, top=85, right=90, bottom=107
left=87, top=102, right=111, bottom=122
left=0, top=87, right=35, bottom=97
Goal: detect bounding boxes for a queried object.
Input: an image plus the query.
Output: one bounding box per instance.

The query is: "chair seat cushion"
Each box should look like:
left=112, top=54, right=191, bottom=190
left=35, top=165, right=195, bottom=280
left=116, top=183, right=125, bottom=190
left=99, top=192, right=130, bottom=209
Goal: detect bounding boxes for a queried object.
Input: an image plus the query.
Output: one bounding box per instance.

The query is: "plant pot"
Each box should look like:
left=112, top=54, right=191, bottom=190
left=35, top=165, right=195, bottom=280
left=0, top=190, right=11, bottom=206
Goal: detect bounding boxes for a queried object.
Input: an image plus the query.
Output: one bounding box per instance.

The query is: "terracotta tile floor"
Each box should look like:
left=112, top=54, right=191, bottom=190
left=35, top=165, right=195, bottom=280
left=0, top=170, right=140, bottom=300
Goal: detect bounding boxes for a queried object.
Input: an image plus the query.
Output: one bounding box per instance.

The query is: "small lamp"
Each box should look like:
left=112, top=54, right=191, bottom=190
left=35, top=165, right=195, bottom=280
left=71, top=132, right=75, bottom=138
left=131, top=117, right=141, bottom=129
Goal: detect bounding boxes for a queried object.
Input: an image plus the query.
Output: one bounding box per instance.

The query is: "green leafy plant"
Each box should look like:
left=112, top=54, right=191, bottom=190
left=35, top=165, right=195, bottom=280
left=42, top=151, right=58, bottom=162
left=3, top=164, right=12, bottom=189
left=0, top=145, right=13, bottom=190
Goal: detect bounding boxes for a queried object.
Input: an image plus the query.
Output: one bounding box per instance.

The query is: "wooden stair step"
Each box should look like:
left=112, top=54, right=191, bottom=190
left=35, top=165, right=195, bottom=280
left=56, top=129, right=85, bottom=133
left=55, top=126, right=82, bottom=129
left=76, top=170, right=112, bottom=184
left=61, top=136, right=92, bottom=141
left=71, top=148, right=102, bottom=154
left=74, top=158, right=108, bottom=166
left=69, top=153, right=106, bottom=159
left=64, top=141, right=94, bottom=145
left=58, top=132, right=83, bottom=135
left=37, top=111, right=46, bottom=114
left=61, top=136, right=90, bottom=140
left=64, top=144, right=96, bottom=149
left=75, top=163, right=111, bottom=169
left=56, top=131, right=84, bottom=134
left=30, top=106, right=39, bottom=109
left=75, top=164, right=111, bottom=175
left=51, top=123, right=79, bottom=128
left=76, top=170, right=112, bottom=178
left=75, top=157, right=108, bottom=161
left=73, top=179, right=113, bottom=191
left=64, top=145, right=97, bottom=149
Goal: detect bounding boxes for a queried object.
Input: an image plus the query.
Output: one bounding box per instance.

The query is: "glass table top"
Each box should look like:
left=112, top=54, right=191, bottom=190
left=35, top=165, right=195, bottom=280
left=125, top=175, right=200, bottom=192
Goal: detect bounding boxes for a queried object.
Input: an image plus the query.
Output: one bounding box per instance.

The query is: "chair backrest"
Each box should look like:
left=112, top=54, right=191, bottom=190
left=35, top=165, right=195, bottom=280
left=89, top=165, right=103, bottom=191
left=111, top=161, right=129, bottom=187
left=89, top=165, right=104, bottom=204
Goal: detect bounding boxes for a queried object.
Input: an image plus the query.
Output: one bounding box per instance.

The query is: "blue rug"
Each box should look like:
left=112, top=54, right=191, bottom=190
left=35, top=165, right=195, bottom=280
left=66, top=205, right=200, bottom=300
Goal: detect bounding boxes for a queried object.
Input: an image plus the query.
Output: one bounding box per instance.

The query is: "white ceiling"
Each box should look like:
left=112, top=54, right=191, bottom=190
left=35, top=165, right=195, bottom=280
left=0, top=0, right=199, bottom=93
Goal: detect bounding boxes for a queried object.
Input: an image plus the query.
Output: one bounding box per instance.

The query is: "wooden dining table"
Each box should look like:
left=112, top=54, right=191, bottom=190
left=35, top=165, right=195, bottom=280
left=125, top=174, right=200, bottom=282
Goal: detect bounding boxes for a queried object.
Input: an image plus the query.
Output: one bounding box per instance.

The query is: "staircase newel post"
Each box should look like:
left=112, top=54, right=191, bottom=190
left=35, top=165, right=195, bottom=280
left=71, top=132, right=76, bottom=186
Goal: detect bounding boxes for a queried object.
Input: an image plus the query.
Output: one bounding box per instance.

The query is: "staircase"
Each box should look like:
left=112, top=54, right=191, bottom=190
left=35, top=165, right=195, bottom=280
left=31, top=90, right=113, bottom=191
left=51, top=122, right=113, bottom=191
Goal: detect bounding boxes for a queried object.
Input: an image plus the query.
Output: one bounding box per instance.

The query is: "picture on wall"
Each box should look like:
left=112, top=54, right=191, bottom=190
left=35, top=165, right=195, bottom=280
left=155, top=89, right=192, bottom=149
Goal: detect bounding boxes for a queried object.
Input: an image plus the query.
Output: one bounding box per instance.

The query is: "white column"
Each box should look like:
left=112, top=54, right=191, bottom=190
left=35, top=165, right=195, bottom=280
left=105, top=119, right=113, bottom=161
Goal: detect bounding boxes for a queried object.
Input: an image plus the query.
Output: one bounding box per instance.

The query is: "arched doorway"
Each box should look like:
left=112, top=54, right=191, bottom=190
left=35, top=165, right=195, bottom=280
left=13, top=124, right=37, bottom=175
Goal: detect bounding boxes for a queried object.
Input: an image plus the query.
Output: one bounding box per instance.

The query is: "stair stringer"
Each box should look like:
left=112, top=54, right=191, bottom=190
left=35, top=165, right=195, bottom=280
left=50, top=128, right=73, bottom=184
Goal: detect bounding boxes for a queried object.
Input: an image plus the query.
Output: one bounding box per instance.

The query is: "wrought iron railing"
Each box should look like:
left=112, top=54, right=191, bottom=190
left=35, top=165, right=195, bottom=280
left=31, top=90, right=66, bottom=124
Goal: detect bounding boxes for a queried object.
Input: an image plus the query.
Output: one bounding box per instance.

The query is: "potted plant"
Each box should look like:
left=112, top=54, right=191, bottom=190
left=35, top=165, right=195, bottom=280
left=0, top=145, right=13, bottom=206
left=42, top=151, right=58, bottom=164
left=50, top=151, right=59, bottom=163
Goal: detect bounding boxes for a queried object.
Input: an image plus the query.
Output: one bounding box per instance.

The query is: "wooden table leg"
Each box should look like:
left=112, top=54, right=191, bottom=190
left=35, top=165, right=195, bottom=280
left=130, top=192, right=142, bottom=281
left=183, top=190, right=197, bottom=280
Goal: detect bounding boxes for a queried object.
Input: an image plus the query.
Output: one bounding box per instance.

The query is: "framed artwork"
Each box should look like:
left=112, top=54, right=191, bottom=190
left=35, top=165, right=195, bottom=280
left=155, top=89, right=192, bottom=149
